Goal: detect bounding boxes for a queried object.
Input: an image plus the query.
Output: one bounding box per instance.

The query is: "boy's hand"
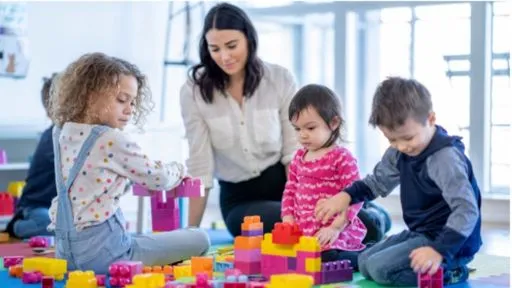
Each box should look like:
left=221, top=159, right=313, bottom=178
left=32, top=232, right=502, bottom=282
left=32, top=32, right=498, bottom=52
left=316, top=226, right=341, bottom=247
left=410, top=246, right=443, bottom=275
left=282, top=215, right=295, bottom=224
left=315, top=192, right=350, bottom=224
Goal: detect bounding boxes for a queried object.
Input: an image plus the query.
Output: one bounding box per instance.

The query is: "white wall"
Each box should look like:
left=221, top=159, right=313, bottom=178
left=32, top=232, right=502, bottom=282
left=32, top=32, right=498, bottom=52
left=0, top=1, right=169, bottom=126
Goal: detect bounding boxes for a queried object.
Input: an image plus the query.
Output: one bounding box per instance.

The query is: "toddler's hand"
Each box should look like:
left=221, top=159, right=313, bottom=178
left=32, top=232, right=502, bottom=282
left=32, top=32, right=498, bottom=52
left=410, top=246, right=443, bottom=275
left=315, top=226, right=341, bottom=248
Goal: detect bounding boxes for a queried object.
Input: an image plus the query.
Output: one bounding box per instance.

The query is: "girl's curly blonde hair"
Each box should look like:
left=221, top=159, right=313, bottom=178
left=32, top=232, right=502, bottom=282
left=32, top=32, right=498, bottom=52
left=49, top=52, right=154, bottom=128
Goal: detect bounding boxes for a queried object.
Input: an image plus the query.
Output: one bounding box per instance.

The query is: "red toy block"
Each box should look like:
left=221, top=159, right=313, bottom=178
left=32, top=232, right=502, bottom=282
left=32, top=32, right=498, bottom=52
left=0, top=193, right=13, bottom=215
left=224, top=283, right=247, bottom=288
left=42, top=276, right=55, bottom=288
left=271, top=223, right=302, bottom=245
left=418, top=268, right=443, bottom=288
left=96, top=274, right=106, bottom=286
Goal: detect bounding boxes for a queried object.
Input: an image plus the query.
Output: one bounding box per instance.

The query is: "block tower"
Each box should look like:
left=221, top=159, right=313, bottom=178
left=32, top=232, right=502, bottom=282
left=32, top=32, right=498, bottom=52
left=133, top=178, right=204, bottom=232
left=234, top=216, right=263, bottom=275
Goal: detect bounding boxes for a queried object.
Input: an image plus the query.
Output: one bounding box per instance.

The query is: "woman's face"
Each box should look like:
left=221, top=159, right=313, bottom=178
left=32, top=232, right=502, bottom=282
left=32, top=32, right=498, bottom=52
left=205, top=28, right=249, bottom=78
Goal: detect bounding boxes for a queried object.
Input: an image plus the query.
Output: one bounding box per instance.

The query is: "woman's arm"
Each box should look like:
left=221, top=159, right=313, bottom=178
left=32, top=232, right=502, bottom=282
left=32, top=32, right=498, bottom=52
left=180, top=82, right=215, bottom=227
left=279, top=68, right=299, bottom=166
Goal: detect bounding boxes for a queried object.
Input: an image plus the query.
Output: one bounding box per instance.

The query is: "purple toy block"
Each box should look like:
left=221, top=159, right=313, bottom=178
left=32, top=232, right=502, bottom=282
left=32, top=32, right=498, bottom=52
left=234, top=249, right=261, bottom=262
left=22, top=271, right=43, bottom=284
left=321, top=260, right=353, bottom=284
left=0, top=149, right=7, bottom=164
left=287, top=257, right=296, bottom=270
left=241, top=229, right=263, bottom=237
left=261, top=254, right=288, bottom=278
left=418, top=268, right=443, bottom=288
left=174, top=178, right=204, bottom=198
left=234, top=261, right=261, bottom=275
left=296, top=251, right=321, bottom=273
left=3, top=256, right=23, bottom=268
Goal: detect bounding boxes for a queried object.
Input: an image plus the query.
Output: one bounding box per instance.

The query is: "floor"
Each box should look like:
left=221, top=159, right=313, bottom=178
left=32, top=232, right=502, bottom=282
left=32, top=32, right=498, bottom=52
left=201, top=203, right=511, bottom=257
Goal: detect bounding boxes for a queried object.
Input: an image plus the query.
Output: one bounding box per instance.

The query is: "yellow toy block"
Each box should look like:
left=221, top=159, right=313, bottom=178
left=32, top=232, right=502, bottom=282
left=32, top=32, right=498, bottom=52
left=23, top=257, right=67, bottom=280
left=305, top=258, right=321, bottom=273
left=126, top=273, right=165, bottom=288
left=7, top=181, right=25, bottom=198
left=261, top=233, right=298, bottom=257
left=297, top=236, right=321, bottom=253
left=266, top=273, right=314, bottom=288
left=173, top=264, right=192, bottom=279
left=66, top=270, right=97, bottom=288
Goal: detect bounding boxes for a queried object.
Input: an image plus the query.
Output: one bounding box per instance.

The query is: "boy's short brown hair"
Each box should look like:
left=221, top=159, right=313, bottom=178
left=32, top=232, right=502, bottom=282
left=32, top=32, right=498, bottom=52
left=369, top=77, right=433, bottom=130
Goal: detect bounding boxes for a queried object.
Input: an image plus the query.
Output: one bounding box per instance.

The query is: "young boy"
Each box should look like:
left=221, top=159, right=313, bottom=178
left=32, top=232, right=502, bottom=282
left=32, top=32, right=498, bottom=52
left=5, top=73, right=58, bottom=238
left=315, top=77, right=482, bottom=286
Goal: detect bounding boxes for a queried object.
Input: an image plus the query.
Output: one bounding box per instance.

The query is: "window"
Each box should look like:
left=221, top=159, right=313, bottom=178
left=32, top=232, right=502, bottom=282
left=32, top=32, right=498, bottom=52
left=302, top=13, right=334, bottom=87
left=490, top=3, right=511, bottom=194
left=377, top=4, right=472, bottom=156
left=254, top=21, right=296, bottom=75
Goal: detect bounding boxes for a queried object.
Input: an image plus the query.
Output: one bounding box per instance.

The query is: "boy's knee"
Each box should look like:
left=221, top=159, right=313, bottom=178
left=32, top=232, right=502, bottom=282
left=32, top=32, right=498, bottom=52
left=365, top=255, right=392, bottom=285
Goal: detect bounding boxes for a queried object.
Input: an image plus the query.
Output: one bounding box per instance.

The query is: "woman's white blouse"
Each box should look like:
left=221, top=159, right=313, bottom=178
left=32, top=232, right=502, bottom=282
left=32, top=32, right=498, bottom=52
left=179, top=62, right=299, bottom=189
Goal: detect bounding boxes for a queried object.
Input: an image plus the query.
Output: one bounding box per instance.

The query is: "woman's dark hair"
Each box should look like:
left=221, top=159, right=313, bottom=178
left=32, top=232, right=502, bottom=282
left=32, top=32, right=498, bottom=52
left=190, top=2, right=264, bottom=103
left=289, top=84, right=345, bottom=148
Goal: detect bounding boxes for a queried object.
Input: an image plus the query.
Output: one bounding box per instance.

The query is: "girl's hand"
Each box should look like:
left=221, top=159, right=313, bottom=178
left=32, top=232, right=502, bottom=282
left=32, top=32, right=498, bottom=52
left=315, top=226, right=341, bottom=247
left=282, top=215, right=295, bottom=224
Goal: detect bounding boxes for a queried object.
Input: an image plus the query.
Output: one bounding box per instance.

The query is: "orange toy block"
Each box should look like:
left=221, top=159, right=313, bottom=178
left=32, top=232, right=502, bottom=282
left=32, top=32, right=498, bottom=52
left=272, top=223, right=302, bottom=245
left=241, top=216, right=263, bottom=231
left=9, top=265, right=23, bottom=278
left=0, top=232, right=9, bottom=242
left=234, top=236, right=263, bottom=249
left=191, top=256, right=213, bottom=278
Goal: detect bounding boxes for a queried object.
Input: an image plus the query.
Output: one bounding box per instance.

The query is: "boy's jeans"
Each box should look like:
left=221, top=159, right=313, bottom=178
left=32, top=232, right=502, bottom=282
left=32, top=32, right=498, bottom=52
left=13, top=207, right=53, bottom=238
left=358, top=230, right=473, bottom=286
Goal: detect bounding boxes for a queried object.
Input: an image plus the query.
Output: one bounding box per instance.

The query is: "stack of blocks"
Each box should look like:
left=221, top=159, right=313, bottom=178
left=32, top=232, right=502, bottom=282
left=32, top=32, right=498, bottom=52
left=234, top=216, right=263, bottom=275
left=133, top=178, right=204, bottom=232
left=260, top=222, right=353, bottom=285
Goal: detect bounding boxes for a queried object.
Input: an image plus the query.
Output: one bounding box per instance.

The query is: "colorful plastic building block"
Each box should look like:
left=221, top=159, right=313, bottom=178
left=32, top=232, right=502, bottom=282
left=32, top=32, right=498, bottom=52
left=7, top=181, right=25, bottom=198
left=126, top=273, right=165, bottom=288
left=215, top=261, right=234, bottom=272
left=109, top=260, right=143, bottom=286
left=234, top=216, right=263, bottom=275
left=271, top=223, right=302, bottom=245
left=0, top=193, right=13, bottom=216
left=0, top=149, right=7, bottom=164
left=321, top=260, right=353, bottom=283
left=266, top=274, right=313, bottom=288
left=42, top=276, right=55, bottom=288
left=96, top=274, right=106, bottom=286
left=8, top=264, right=23, bottom=277
left=22, top=257, right=67, bottom=280
left=191, top=256, right=214, bottom=278
left=66, top=271, right=97, bottom=288
left=174, top=178, right=205, bottom=198
left=173, top=264, right=192, bottom=279
left=29, top=236, right=50, bottom=248
left=3, top=256, right=23, bottom=268
left=418, top=268, right=444, bottom=288
left=22, top=271, right=42, bottom=283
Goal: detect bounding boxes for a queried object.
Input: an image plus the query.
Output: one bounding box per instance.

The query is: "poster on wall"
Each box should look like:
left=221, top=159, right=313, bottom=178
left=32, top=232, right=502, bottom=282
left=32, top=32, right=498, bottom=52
left=0, top=2, right=30, bottom=78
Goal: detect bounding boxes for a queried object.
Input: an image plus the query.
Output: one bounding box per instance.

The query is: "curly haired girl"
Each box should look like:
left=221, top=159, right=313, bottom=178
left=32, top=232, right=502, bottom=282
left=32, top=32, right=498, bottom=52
left=47, top=53, right=209, bottom=274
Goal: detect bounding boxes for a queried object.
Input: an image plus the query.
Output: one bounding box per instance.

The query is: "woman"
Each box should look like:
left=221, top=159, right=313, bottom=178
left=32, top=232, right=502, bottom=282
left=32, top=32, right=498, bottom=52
left=179, top=2, right=298, bottom=237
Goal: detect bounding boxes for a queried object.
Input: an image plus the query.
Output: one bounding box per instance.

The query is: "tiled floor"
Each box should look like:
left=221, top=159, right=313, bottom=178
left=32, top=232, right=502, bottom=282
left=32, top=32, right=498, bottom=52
left=201, top=204, right=510, bottom=257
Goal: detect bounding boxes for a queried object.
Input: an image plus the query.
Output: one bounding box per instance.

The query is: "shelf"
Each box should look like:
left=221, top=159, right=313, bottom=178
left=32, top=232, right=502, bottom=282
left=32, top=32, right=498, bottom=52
left=0, top=162, right=30, bottom=171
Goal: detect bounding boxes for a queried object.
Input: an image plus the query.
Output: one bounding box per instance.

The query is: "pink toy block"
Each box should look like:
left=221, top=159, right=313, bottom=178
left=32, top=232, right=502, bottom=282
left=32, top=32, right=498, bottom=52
left=234, top=249, right=261, bottom=262
left=261, top=254, right=288, bottom=278
left=196, top=272, right=211, bottom=288
left=42, top=276, right=55, bottom=288
left=3, top=256, right=23, bottom=268
left=321, top=260, right=353, bottom=284
left=234, top=261, right=260, bottom=275
left=248, top=282, right=265, bottom=288
left=96, top=274, right=106, bottom=286
left=109, top=260, right=143, bottom=286
left=151, top=193, right=180, bottom=231
left=133, top=183, right=152, bottom=196
left=418, top=268, right=443, bottom=288
left=29, top=236, right=49, bottom=248
left=174, top=178, right=204, bottom=198
left=22, top=271, right=43, bottom=284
